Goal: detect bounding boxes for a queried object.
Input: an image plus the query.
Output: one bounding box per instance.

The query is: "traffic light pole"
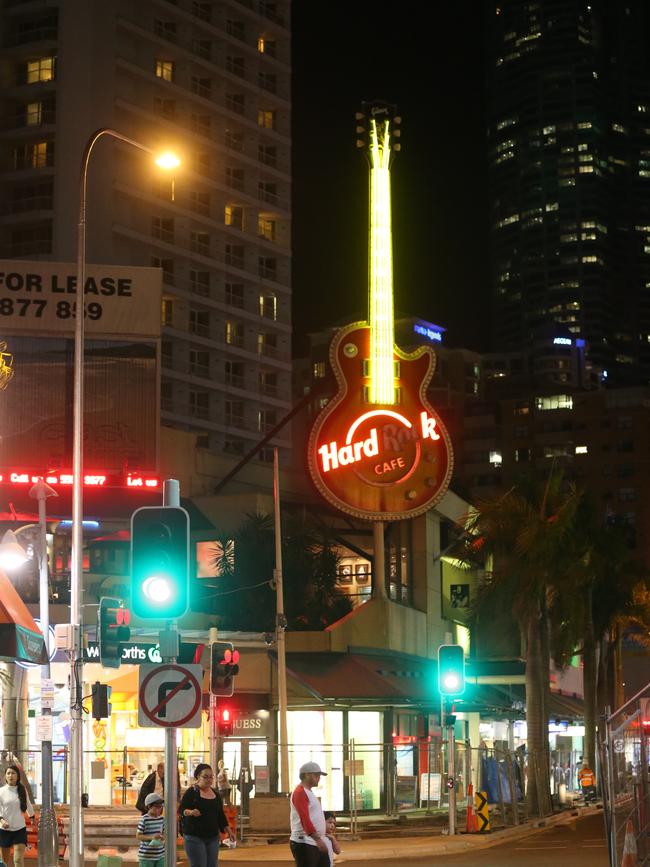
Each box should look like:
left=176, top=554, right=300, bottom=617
left=162, top=479, right=180, bottom=867
left=446, top=699, right=456, bottom=836
left=208, top=627, right=219, bottom=771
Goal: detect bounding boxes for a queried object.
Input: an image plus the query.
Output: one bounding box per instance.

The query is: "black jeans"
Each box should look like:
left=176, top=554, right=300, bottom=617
left=289, top=841, right=324, bottom=867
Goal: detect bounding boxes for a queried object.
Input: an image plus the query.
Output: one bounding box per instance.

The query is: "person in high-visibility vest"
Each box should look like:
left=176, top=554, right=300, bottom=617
left=578, top=762, right=596, bottom=801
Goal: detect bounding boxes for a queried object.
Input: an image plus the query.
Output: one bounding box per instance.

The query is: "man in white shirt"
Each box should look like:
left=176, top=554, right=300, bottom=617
left=289, top=762, right=328, bottom=867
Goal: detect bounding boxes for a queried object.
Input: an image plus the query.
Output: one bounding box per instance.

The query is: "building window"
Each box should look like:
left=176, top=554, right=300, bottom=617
left=258, top=181, right=277, bottom=204
left=154, top=20, right=177, bottom=41
left=226, top=93, right=245, bottom=115
left=154, top=98, right=176, bottom=118
left=192, top=77, right=212, bottom=99
left=257, top=37, right=276, bottom=57
left=189, top=309, right=210, bottom=337
left=191, top=39, right=211, bottom=59
left=258, top=408, right=277, bottom=433
left=258, top=72, right=276, bottom=93
left=535, top=394, right=573, bottom=411
left=258, top=216, right=276, bottom=241
left=151, top=256, right=174, bottom=284
left=225, top=244, right=244, bottom=268
left=25, top=101, right=43, bottom=125
left=258, top=144, right=277, bottom=167
left=189, top=350, right=210, bottom=377
left=225, top=168, right=244, bottom=191
left=161, top=298, right=173, bottom=326
left=11, top=179, right=53, bottom=212
left=225, top=360, right=244, bottom=387
left=155, top=60, right=175, bottom=81
left=258, top=109, right=275, bottom=129
left=161, top=381, right=173, bottom=411
left=189, top=391, right=209, bottom=419
left=152, top=217, right=174, bottom=243
left=225, top=283, right=244, bottom=308
left=225, top=320, right=244, bottom=347
left=225, top=129, right=244, bottom=151
left=225, top=205, right=243, bottom=229
left=259, top=370, right=277, bottom=396
left=313, top=361, right=326, bottom=379
left=25, top=57, right=55, bottom=84
left=257, top=332, right=277, bottom=356
left=161, top=340, right=173, bottom=366
left=189, top=190, right=210, bottom=216
left=192, top=152, right=211, bottom=174
left=488, top=450, right=502, bottom=466
left=575, top=445, right=588, bottom=455
left=259, top=293, right=277, bottom=319
left=10, top=224, right=51, bottom=256
left=225, top=400, right=244, bottom=427
left=223, top=438, right=244, bottom=455
left=226, top=56, right=245, bottom=77
left=14, top=141, right=53, bottom=169
left=190, top=270, right=210, bottom=297
left=192, top=1, right=212, bottom=22
left=515, top=447, right=530, bottom=462
left=226, top=20, right=245, bottom=39
left=258, top=257, right=277, bottom=280
left=190, top=231, right=210, bottom=256
left=619, top=487, right=635, bottom=502
left=387, top=523, right=411, bottom=605
left=191, top=113, right=211, bottom=135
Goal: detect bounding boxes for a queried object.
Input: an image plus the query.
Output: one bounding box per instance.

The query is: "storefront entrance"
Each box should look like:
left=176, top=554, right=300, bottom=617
left=221, top=739, right=268, bottom=814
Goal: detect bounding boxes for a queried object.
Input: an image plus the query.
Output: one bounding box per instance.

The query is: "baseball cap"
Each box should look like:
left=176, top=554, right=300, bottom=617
left=299, top=761, right=327, bottom=776
left=145, top=793, right=164, bottom=807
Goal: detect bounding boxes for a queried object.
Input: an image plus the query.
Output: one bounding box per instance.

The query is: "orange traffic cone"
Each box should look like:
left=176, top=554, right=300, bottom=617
left=466, top=782, right=477, bottom=833
left=622, top=819, right=638, bottom=867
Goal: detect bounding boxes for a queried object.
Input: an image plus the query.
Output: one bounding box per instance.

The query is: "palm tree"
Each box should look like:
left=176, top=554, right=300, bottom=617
left=461, top=469, right=581, bottom=816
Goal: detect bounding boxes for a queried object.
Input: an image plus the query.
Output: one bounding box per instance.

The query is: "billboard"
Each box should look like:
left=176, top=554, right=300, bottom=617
left=0, top=261, right=161, bottom=338
left=0, top=262, right=161, bottom=477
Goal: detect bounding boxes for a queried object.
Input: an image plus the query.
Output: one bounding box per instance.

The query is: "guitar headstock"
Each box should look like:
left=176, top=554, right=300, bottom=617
left=355, top=100, right=401, bottom=166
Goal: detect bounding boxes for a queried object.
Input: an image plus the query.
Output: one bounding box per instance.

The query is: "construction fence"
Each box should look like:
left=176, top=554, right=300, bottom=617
left=601, top=684, right=650, bottom=866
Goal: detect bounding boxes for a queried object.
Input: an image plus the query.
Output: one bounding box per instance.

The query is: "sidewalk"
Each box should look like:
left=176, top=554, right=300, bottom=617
left=219, top=804, right=602, bottom=863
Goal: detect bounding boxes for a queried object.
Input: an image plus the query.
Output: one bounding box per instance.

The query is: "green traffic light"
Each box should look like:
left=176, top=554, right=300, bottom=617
left=438, top=644, right=465, bottom=696
left=131, top=506, right=190, bottom=620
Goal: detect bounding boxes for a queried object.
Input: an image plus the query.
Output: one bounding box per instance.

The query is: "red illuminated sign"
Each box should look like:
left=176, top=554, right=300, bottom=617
left=308, top=323, right=453, bottom=521
left=0, top=469, right=160, bottom=490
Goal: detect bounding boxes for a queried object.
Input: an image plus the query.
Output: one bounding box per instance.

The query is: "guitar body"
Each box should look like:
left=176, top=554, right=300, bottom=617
left=308, top=322, right=453, bottom=521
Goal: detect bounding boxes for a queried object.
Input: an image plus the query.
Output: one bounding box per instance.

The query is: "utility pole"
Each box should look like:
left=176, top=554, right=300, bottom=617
left=446, top=698, right=456, bottom=836
left=273, top=449, right=289, bottom=793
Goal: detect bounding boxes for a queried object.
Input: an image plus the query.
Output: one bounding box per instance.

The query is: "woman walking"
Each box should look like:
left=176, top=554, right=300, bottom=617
left=0, top=765, right=34, bottom=867
left=180, top=763, right=235, bottom=867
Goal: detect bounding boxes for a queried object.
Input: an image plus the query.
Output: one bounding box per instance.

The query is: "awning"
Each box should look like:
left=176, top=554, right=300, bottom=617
left=0, top=569, right=47, bottom=664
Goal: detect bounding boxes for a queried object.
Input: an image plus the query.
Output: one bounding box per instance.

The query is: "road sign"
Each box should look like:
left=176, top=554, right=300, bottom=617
left=614, top=737, right=625, bottom=754
left=475, top=790, right=490, bottom=833
left=138, top=664, right=202, bottom=728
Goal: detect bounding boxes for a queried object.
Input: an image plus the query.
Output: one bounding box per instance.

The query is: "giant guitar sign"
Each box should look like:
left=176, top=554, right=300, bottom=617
left=308, top=103, right=453, bottom=521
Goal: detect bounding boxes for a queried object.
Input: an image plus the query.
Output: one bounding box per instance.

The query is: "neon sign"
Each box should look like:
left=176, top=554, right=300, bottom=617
left=414, top=323, right=443, bottom=343
left=0, top=469, right=160, bottom=489
left=553, top=337, right=572, bottom=346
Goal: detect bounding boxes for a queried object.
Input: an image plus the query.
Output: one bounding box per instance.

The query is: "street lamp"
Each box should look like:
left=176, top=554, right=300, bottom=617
left=0, top=477, right=58, bottom=867
left=70, top=129, right=180, bottom=867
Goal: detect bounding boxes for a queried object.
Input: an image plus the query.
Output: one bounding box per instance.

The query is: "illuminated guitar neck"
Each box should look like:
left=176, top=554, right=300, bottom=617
left=368, top=117, right=395, bottom=405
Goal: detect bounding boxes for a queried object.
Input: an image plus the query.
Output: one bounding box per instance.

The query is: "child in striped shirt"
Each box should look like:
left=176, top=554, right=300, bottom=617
left=136, top=793, right=165, bottom=867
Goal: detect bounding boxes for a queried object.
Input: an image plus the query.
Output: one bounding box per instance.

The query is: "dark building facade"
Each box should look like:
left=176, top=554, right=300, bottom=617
left=486, top=0, right=650, bottom=385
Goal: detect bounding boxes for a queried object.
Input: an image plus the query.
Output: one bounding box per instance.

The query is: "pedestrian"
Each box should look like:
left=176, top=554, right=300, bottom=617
left=136, top=793, right=165, bottom=867
left=0, top=764, right=34, bottom=867
left=137, top=762, right=180, bottom=815
left=290, top=761, right=329, bottom=867
left=179, top=763, right=235, bottom=867
left=216, top=760, right=231, bottom=806
left=322, top=812, right=341, bottom=866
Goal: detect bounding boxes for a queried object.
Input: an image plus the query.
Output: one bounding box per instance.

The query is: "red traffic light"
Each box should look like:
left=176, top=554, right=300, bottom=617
left=223, top=649, right=232, bottom=664
left=116, top=607, right=131, bottom=627
left=221, top=708, right=230, bottom=722
left=232, top=649, right=240, bottom=664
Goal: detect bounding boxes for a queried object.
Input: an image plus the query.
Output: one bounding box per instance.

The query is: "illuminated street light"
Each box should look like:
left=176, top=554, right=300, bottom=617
left=70, top=129, right=180, bottom=867
left=0, top=530, right=29, bottom=571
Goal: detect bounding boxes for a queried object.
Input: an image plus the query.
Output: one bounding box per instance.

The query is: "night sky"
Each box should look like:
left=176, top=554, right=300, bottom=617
left=291, top=3, right=490, bottom=355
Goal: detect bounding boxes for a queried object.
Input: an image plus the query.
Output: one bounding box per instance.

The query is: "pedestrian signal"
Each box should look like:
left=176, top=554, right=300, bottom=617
left=98, top=597, right=131, bottom=668
left=210, top=642, right=240, bottom=697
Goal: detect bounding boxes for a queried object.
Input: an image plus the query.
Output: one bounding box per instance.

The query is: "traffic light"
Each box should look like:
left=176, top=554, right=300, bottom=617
left=217, top=707, right=233, bottom=737
left=210, top=642, right=240, bottom=697
left=438, top=644, right=465, bottom=696
left=91, top=681, right=112, bottom=719
left=98, top=597, right=131, bottom=668
left=131, top=506, right=190, bottom=620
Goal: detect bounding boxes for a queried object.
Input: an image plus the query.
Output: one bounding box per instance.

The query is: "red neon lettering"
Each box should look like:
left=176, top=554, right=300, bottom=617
left=127, top=476, right=143, bottom=487
left=60, top=474, right=73, bottom=485
left=46, top=476, right=58, bottom=484
left=84, top=475, right=107, bottom=486
left=145, top=478, right=159, bottom=488
left=10, top=472, right=29, bottom=484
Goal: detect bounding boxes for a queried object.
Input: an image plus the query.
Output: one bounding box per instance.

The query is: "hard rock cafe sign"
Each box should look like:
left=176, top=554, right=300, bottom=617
left=308, top=104, right=453, bottom=520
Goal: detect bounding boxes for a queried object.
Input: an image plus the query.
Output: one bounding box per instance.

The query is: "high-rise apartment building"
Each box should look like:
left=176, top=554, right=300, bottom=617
left=486, top=0, right=650, bottom=385
left=0, top=0, right=292, bottom=459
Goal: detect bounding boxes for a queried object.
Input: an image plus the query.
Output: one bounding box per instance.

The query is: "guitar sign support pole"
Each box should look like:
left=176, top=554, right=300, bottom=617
left=373, top=522, right=387, bottom=599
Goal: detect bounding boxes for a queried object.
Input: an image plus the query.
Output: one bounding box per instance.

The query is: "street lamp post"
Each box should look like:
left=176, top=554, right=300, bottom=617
left=70, top=130, right=179, bottom=867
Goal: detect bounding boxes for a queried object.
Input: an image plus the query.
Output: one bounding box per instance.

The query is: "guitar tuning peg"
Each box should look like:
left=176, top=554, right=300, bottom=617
left=394, top=115, right=402, bottom=124
left=356, top=126, right=365, bottom=134
left=356, top=140, right=365, bottom=148
left=393, top=143, right=401, bottom=151
left=355, top=112, right=365, bottom=120
left=393, top=129, right=401, bottom=138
